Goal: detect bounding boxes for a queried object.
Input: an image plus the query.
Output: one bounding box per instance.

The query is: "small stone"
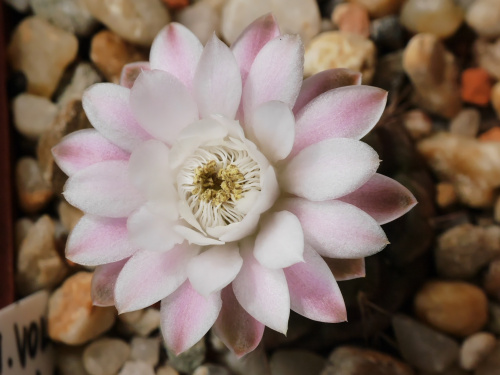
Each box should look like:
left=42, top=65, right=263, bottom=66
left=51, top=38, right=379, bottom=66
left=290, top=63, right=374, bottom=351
left=474, top=38, right=500, bottom=81
left=13, top=93, right=57, bottom=139
left=5, top=0, right=30, bottom=12
left=83, top=338, right=131, bottom=375
left=489, top=303, right=500, bottom=335
left=449, top=108, right=480, bottom=137
left=392, top=314, right=459, bottom=373
left=16, top=157, right=53, bottom=213
left=459, top=332, right=497, bottom=370
left=400, top=0, right=464, bottom=39
left=321, top=346, right=414, bottom=375
left=177, top=1, right=220, bottom=45
left=483, top=259, right=500, bottom=300
left=30, top=0, right=98, bottom=36
left=461, top=68, right=492, bottom=106
left=414, top=281, right=488, bottom=337
left=157, top=366, right=179, bottom=375
left=479, top=126, right=500, bottom=142
left=492, top=82, right=500, bottom=119
left=58, top=200, right=84, bottom=233
left=494, top=197, right=500, bottom=223
left=167, top=339, right=206, bottom=374
left=8, top=17, right=78, bottom=97
left=223, top=345, right=271, bottom=375
left=370, top=15, right=404, bottom=51
left=436, top=182, right=457, bottom=208
left=16, top=215, right=67, bottom=295
left=270, top=350, right=325, bottom=375
left=403, top=109, right=432, bottom=140
left=417, top=133, right=500, bottom=207
left=193, top=365, right=230, bottom=375
left=348, top=0, right=403, bottom=18
left=130, top=337, right=160, bottom=366
left=15, top=217, right=34, bottom=249
left=403, top=34, right=462, bottom=118
left=127, top=308, right=161, bottom=337
left=83, top=0, right=170, bottom=46
left=304, top=31, right=376, bottom=83
left=55, top=345, right=89, bottom=375
left=475, top=344, right=500, bottom=375
left=119, top=361, right=155, bottom=375
left=466, top=0, right=500, bottom=38
left=57, top=63, right=102, bottom=107
left=221, top=0, right=321, bottom=45
left=118, top=309, right=144, bottom=324
left=332, top=3, right=370, bottom=37
left=48, top=272, right=116, bottom=345
left=90, top=30, right=148, bottom=84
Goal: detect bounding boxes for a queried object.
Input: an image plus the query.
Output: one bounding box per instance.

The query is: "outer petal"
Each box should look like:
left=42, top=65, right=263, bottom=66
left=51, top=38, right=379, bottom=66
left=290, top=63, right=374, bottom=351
left=120, top=61, right=150, bottom=89
left=187, top=243, right=243, bottom=296
left=130, top=70, right=199, bottom=145
left=115, top=243, right=199, bottom=313
left=83, top=83, right=152, bottom=152
left=338, top=173, right=417, bottom=225
left=127, top=205, right=183, bottom=253
left=231, top=13, right=281, bottom=86
left=194, top=34, right=242, bottom=119
left=279, top=198, right=389, bottom=258
left=291, top=86, right=388, bottom=157
left=91, top=259, right=128, bottom=307
left=150, top=23, right=203, bottom=91
left=64, top=160, right=144, bottom=218
left=214, top=286, right=265, bottom=357
left=324, top=258, right=366, bottom=281
left=284, top=245, right=347, bottom=322
left=280, top=138, right=380, bottom=201
left=248, top=101, right=295, bottom=163
left=161, top=281, right=222, bottom=355
left=254, top=211, right=304, bottom=269
left=66, top=215, right=136, bottom=266
left=243, top=34, right=304, bottom=118
left=53, top=129, right=129, bottom=176
left=232, top=239, right=290, bottom=334
left=293, top=68, right=362, bottom=114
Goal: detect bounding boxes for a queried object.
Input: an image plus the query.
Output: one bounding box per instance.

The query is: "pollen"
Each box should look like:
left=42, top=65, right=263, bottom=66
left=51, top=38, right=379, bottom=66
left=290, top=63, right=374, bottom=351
left=192, top=160, right=244, bottom=205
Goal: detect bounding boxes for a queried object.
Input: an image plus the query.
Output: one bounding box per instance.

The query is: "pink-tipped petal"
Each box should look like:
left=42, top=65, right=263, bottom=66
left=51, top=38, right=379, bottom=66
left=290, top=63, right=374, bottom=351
left=83, top=83, right=152, bottom=152
left=324, top=258, right=366, bottom=281
left=120, top=61, right=150, bottom=89
left=231, top=13, right=280, bottom=86
left=254, top=211, right=304, bottom=269
left=280, top=138, right=380, bottom=201
left=279, top=198, right=389, bottom=258
left=150, top=23, right=203, bottom=91
left=291, top=85, right=388, bottom=157
left=115, top=243, right=199, bottom=313
left=64, top=160, right=144, bottom=218
left=91, top=258, right=128, bottom=307
left=53, top=129, right=129, bottom=176
left=293, top=68, right=362, bottom=114
left=284, top=244, right=347, bottom=322
left=127, top=205, right=183, bottom=253
left=248, top=101, right=295, bottom=163
left=214, top=286, right=265, bottom=357
left=187, top=243, right=243, bottom=296
left=232, top=239, right=290, bottom=334
left=243, top=34, right=304, bottom=119
left=130, top=70, right=198, bottom=145
left=161, top=281, right=222, bottom=355
left=338, top=173, right=418, bottom=225
left=194, top=34, right=242, bottom=119
left=66, top=215, right=136, bottom=266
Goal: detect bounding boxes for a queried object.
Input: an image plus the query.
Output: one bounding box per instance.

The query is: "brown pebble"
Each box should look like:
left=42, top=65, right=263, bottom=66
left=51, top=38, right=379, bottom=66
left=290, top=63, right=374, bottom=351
left=16, top=157, right=53, bottom=213
left=436, top=182, right=457, bottom=208
left=403, top=109, right=433, bottom=140
left=414, top=281, right=488, bottom=337
left=492, top=82, right=500, bottom=120
left=332, top=3, right=370, bottom=37
left=483, top=259, right=500, bottom=301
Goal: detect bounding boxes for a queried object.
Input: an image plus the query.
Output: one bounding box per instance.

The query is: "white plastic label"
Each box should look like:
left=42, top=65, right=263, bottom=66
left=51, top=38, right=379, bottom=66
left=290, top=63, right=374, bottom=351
left=0, top=291, right=54, bottom=375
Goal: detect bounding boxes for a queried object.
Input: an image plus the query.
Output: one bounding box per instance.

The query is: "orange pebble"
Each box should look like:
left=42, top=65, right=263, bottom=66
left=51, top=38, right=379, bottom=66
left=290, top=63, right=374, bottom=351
left=162, top=0, right=189, bottom=10
left=479, top=127, right=500, bottom=142
left=332, top=3, right=371, bottom=38
left=461, top=68, right=492, bottom=106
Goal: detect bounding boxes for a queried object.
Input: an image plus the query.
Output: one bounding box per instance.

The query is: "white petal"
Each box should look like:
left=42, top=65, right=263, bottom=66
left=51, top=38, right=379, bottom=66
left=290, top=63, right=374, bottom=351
left=254, top=211, right=304, bottom=269
left=194, top=34, right=242, bottom=119
left=207, top=214, right=260, bottom=242
left=187, top=243, right=243, bottom=296
left=248, top=101, right=295, bottom=163
left=280, top=138, right=380, bottom=201
left=130, top=70, right=199, bottom=145
left=174, top=225, right=224, bottom=246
